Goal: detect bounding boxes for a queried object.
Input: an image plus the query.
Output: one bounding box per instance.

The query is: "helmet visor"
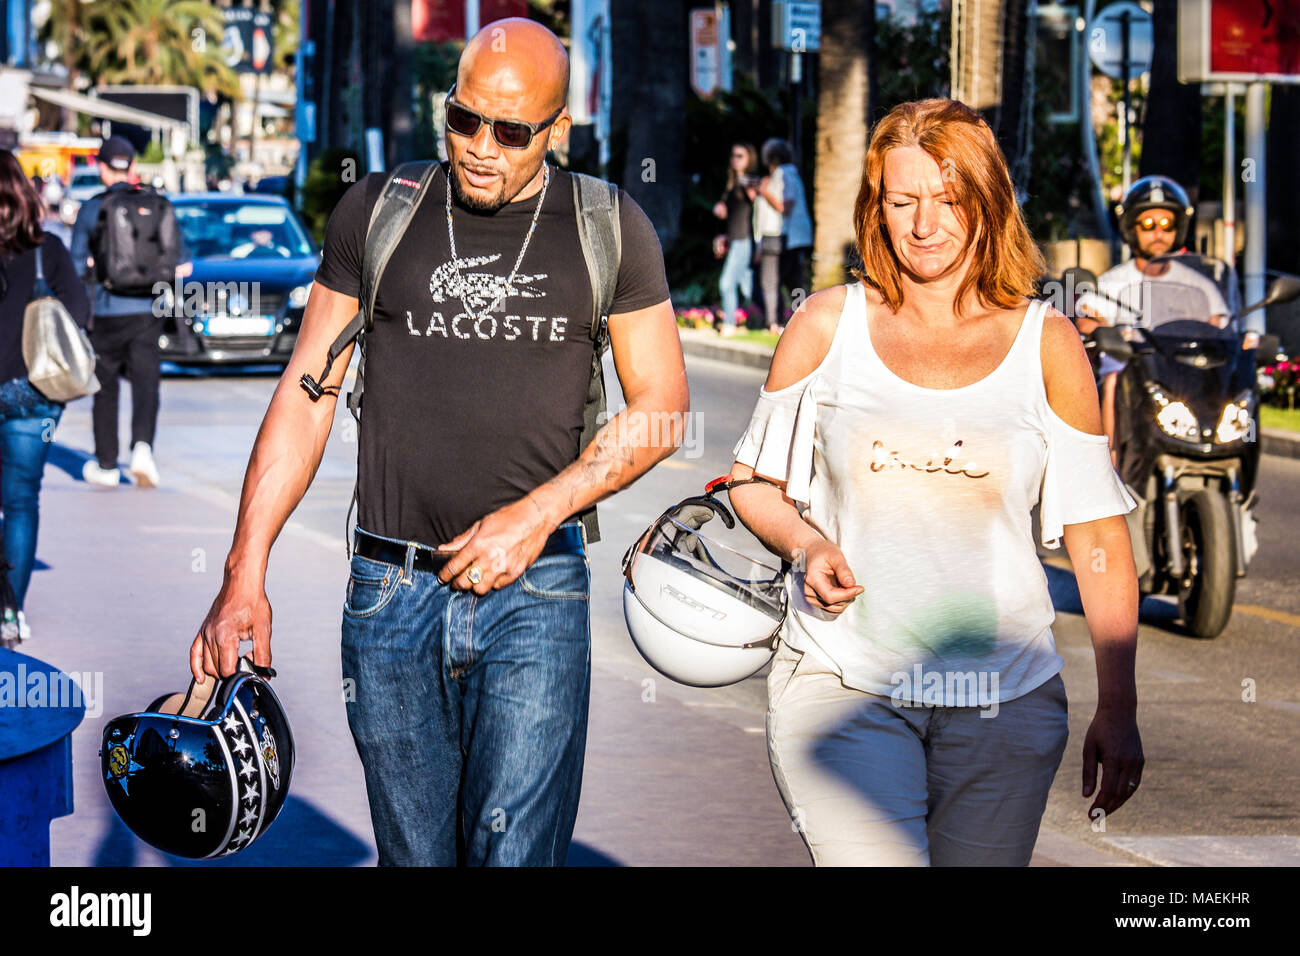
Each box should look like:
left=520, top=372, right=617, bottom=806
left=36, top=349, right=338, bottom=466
left=627, top=512, right=788, bottom=624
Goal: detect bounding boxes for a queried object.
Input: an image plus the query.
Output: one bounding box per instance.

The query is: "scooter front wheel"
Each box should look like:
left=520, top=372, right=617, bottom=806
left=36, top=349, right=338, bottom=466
left=1177, top=490, right=1237, bottom=639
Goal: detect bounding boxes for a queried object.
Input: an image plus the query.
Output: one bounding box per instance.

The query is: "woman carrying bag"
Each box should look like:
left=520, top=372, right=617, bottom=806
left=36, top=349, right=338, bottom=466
left=0, top=148, right=91, bottom=642
left=712, top=142, right=759, bottom=335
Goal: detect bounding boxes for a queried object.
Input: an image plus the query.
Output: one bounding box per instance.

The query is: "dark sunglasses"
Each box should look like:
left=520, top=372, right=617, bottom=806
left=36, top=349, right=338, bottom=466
left=444, top=84, right=564, bottom=149
left=1137, top=215, right=1175, bottom=232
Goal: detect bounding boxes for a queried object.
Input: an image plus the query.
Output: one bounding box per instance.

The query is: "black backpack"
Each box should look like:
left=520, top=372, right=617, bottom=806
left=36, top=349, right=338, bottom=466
left=302, top=161, right=622, bottom=552
left=90, top=185, right=183, bottom=296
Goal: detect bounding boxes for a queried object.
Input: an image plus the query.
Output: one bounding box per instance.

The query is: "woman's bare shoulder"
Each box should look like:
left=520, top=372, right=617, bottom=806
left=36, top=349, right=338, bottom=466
left=1040, top=302, right=1104, bottom=434
left=764, top=284, right=852, bottom=390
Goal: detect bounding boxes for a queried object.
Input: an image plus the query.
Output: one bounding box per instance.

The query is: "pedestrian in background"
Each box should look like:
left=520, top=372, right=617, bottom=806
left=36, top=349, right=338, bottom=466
left=729, top=99, right=1142, bottom=865
left=70, top=135, right=189, bottom=489
left=768, top=139, right=813, bottom=321
left=752, top=142, right=786, bottom=333
left=712, top=142, right=758, bottom=336
left=0, top=149, right=90, bottom=642
left=754, top=138, right=813, bottom=333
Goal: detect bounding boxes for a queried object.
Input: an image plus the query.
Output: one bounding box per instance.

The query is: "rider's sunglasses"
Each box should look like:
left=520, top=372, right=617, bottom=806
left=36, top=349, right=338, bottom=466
left=444, top=84, right=563, bottom=149
left=1137, top=214, right=1175, bottom=232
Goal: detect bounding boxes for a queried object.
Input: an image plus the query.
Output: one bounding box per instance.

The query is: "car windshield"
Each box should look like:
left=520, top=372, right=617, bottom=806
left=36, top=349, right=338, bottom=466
left=71, top=170, right=100, bottom=188
left=173, top=201, right=313, bottom=260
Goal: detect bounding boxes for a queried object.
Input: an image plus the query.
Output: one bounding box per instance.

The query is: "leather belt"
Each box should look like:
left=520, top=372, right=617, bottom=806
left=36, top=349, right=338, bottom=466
left=353, top=523, right=585, bottom=576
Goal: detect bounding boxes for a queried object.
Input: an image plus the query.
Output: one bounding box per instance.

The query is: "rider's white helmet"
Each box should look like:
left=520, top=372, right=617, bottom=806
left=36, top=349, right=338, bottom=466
left=622, top=480, right=788, bottom=687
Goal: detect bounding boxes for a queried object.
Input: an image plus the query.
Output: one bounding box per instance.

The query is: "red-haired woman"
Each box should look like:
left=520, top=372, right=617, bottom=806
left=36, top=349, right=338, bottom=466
left=728, top=100, right=1143, bottom=865
left=0, top=148, right=89, bottom=642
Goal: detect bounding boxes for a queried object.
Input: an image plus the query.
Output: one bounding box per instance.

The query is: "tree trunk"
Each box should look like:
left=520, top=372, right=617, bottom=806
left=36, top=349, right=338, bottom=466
left=952, top=0, right=1029, bottom=186
left=812, top=0, right=873, bottom=290
left=1138, top=0, right=1202, bottom=244
left=617, top=0, right=688, bottom=250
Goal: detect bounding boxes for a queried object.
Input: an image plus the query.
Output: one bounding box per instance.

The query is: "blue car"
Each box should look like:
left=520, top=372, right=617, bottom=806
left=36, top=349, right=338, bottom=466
left=160, top=194, right=318, bottom=365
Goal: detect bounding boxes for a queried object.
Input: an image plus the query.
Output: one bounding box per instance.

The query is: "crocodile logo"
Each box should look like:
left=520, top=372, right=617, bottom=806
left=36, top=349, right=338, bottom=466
left=428, top=254, right=547, bottom=317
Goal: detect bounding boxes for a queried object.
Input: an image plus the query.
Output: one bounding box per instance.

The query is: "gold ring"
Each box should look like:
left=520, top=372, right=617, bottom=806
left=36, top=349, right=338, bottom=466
left=466, top=566, right=483, bottom=584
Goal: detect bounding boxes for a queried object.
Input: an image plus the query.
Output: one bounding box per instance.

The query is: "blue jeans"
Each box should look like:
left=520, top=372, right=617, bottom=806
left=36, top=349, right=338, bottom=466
left=340, top=525, right=592, bottom=866
left=719, top=238, right=754, bottom=327
left=0, top=378, right=63, bottom=608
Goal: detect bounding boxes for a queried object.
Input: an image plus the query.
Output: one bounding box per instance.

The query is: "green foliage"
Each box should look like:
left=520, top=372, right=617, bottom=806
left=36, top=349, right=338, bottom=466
left=874, top=8, right=951, bottom=116
left=1198, top=92, right=1247, bottom=204
left=412, top=41, right=462, bottom=160
left=139, top=138, right=165, bottom=164
left=1098, top=76, right=1144, bottom=196
left=273, top=0, right=300, bottom=73
left=300, top=147, right=362, bottom=243
left=1022, top=63, right=1094, bottom=241
left=76, top=0, right=242, bottom=99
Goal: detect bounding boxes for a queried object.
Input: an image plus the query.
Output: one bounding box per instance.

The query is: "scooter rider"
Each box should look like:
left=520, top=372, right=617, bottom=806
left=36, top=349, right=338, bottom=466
left=1076, top=176, right=1230, bottom=464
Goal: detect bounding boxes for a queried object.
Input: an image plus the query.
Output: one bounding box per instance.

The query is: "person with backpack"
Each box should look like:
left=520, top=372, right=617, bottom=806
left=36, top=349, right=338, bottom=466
left=0, top=149, right=90, bottom=642
left=70, top=135, right=189, bottom=489
left=189, top=18, right=688, bottom=866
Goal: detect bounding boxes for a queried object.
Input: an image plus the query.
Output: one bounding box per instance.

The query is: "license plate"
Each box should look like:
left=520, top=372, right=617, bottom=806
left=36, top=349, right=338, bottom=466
left=203, top=316, right=274, bottom=336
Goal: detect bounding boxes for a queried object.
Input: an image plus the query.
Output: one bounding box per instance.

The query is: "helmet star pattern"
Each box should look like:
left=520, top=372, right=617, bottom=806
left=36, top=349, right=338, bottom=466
left=100, top=657, right=294, bottom=859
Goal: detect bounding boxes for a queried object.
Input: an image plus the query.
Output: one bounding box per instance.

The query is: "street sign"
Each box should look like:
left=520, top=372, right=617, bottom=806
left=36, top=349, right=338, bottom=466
left=690, top=8, right=721, bottom=99
left=1178, top=0, right=1300, bottom=83
left=772, top=1, right=821, bottom=52
left=222, top=8, right=275, bottom=74
left=1088, top=1, right=1152, bottom=79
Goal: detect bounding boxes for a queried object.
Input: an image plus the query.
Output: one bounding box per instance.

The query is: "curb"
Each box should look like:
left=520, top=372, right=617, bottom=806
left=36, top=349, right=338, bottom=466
left=1262, top=427, right=1300, bottom=459
left=678, top=328, right=1300, bottom=460
left=677, top=328, right=774, bottom=371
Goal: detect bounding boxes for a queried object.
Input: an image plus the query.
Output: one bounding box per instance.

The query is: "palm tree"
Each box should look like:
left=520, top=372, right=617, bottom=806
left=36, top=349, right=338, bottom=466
left=90, top=0, right=241, bottom=99
left=40, top=0, right=100, bottom=129
left=811, top=0, right=875, bottom=290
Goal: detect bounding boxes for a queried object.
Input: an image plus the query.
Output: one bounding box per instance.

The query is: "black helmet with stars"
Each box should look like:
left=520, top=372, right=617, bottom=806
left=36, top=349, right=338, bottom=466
left=101, top=656, right=294, bottom=859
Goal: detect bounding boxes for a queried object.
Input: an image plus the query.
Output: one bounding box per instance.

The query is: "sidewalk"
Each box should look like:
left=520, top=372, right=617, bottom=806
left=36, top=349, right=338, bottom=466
left=678, top=327, right=1300, bottom=459
left=29, top=388, right=813, bottom=866
left=23, top=377, right=1135, bottom=866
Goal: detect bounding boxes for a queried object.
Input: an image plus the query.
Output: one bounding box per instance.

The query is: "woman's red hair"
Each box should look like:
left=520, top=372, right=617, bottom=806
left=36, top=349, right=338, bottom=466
left=851, top=98, right=1043, bottom=315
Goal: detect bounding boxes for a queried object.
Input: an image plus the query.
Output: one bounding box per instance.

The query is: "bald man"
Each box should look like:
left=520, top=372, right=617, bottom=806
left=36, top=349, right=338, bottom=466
left=190, top=18, right=688, bottom=866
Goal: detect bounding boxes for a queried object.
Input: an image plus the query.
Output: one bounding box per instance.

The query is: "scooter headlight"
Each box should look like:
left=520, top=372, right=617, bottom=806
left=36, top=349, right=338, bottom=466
left=1148, top=384, right=1200, bottom=442
left=1215, top=391, right=1254, bottom=444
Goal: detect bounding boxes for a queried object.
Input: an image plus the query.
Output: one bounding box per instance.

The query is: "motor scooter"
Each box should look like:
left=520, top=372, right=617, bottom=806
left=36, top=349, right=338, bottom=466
left=1077, top=255, right=1300, bottom=637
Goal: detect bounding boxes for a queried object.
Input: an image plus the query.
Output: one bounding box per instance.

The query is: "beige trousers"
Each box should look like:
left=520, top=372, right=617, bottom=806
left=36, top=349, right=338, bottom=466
left=766, top=642, right=1070, bottom=866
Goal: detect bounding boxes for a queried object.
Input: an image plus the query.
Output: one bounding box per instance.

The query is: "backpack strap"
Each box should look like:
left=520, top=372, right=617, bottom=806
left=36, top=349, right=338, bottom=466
left=299, top=161, right=440, bottom=556
left=304, top=162, right=441, bottom=401
left=571, top=172, right=622, bottom=544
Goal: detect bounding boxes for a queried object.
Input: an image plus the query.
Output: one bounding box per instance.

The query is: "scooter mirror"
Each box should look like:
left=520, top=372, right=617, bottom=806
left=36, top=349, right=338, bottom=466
left=1241, top=274, right=1300, bottom=318
left=1092, top=325, right=1132, bottom=362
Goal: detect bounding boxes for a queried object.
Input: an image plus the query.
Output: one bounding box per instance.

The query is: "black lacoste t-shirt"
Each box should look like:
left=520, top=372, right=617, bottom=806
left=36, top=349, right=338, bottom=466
left=315, top=163, right=670, bottom=546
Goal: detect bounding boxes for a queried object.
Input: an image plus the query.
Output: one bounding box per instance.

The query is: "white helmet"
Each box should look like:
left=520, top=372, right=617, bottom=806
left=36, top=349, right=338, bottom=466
left=621, top=481, right=788, bottom=687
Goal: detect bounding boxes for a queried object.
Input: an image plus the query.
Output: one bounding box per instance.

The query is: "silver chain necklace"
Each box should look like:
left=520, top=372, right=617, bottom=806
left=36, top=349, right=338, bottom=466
left=445, top=162, right=550, bottom=320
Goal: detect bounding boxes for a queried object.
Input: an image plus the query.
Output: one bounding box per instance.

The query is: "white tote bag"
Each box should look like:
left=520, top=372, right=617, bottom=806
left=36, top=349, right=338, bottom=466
left=22, top=243, right=100, bottom=403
